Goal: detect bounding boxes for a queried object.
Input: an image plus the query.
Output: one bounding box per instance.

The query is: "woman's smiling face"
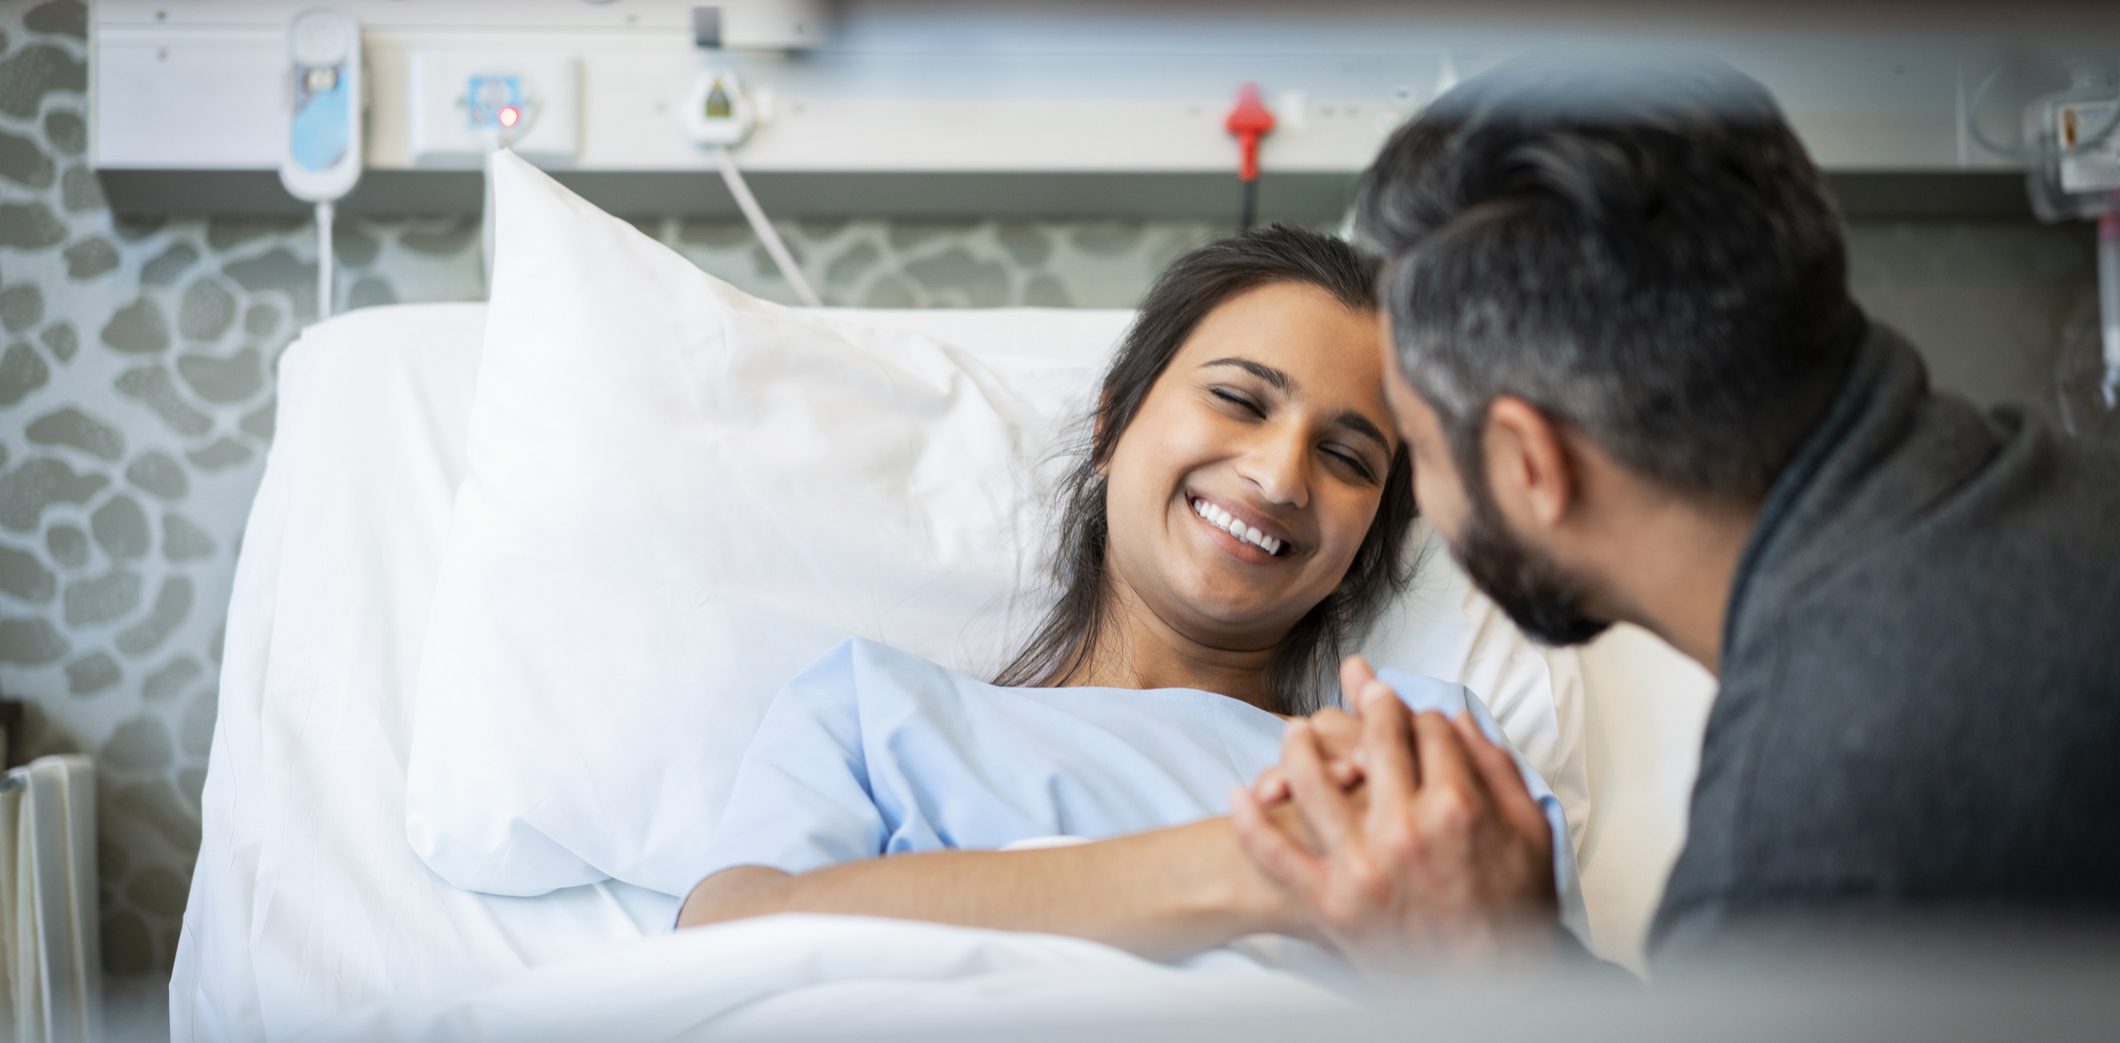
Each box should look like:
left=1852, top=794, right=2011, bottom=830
left=1100, top=281, right=1397, bottom=652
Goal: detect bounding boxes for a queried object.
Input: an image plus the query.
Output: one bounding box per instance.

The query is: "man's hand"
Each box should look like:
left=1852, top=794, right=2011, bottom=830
left=1228, top=661, right=1559, bottom=974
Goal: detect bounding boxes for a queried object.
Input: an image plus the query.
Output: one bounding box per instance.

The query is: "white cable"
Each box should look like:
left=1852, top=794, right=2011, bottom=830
left=315, top=200, right=335, bottom=320
left=713, top=145, right=821, bottom=307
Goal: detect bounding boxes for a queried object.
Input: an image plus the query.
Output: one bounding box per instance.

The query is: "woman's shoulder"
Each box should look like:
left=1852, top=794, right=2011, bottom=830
left=788, top=637, right=956, bottom=677
left=840, top=637, right=973, bottom=683
left=792, top=638, right=1280, bottom=733
left=780, top=637, right=985, bottom=708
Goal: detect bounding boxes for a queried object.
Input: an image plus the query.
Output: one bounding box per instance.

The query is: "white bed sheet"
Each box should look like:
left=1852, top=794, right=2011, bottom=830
left=288, top=914, right=1349, bottom=1043
left=172, top=304, right=685, bottom=1041
left=173, top=301, right=1650, bottom=1039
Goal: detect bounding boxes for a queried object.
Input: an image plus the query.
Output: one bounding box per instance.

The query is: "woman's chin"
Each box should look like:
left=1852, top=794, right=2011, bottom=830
left=1173, top=590, right=1305, bottom=642
left=1130, top=555, right=1312, bottom=641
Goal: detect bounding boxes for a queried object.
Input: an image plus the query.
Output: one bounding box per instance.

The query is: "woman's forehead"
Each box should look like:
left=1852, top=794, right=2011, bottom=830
left=1174, top=282, right=1388, bottom=402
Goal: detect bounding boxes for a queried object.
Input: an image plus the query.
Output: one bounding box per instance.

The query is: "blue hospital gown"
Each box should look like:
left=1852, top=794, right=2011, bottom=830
left=698, top=638, right=1587, bottom=942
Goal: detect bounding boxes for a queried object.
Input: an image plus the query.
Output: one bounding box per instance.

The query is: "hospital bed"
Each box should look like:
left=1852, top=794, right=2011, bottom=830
left=168, top=213, right=1714, bottom=1039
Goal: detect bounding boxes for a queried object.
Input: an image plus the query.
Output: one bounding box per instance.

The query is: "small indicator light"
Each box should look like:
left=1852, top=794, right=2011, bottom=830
left=498, top=105, right=521, bottom=129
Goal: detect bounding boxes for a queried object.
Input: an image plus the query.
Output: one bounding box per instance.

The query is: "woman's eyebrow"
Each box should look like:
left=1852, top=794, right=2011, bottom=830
left=1199, top=357, right=1293, bottom=393
left=1200, top=356, right=1392, bottom=453
left=1333, top=411, right=1394, bottom=455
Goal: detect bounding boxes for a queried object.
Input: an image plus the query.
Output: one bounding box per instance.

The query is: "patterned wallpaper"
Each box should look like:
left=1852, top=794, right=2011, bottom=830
left=0, top=0, right=2099, bottom=979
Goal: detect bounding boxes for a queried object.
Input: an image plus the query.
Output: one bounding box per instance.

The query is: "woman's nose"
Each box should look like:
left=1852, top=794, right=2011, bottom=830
left=1240, top=424, right=1310, bottom=509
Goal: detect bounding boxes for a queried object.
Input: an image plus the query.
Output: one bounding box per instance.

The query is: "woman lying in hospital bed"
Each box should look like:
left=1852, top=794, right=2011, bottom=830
left=677, top=226, right=1583, bottom=963
left=177, top=157, right=1592, bottom=1040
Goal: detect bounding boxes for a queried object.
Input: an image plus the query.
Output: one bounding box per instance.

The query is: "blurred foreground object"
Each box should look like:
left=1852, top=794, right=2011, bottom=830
left=834, top=921, right=2120, bottom=1043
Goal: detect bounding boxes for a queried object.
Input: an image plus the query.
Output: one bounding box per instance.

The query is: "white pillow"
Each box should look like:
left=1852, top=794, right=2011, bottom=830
left=407, top=151, right=1584, bottom=899
left=407, top=153, right=1101, bottom=896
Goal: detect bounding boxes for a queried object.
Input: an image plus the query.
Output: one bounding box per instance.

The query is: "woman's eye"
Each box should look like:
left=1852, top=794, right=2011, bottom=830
left=1326, top=448, right=1378, bottom=484
left=1210, top=388, right=1267, bottom=418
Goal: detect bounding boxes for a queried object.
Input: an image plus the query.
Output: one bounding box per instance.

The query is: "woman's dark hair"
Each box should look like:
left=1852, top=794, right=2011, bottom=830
left=994, top=224, right=1419, bottom=715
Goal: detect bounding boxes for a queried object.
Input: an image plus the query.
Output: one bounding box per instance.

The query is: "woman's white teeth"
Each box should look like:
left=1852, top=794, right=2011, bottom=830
left=1192, top=498, right=1282, bottom=556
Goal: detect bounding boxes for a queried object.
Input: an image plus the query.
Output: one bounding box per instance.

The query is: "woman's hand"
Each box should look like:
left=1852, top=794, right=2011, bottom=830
left=1229, top=676, right=1559, bottom=975
left=1250, top=655, right=1383, bottom=804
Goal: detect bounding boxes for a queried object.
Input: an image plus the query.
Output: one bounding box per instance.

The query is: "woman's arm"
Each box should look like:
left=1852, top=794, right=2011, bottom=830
left=677, top=815, right=1315, bottom=960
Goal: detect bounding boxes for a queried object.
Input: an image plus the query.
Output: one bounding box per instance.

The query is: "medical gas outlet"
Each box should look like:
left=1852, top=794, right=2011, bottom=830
left=684, top=71, right=758, bottom=146
left=680, top=46, right=816, bottom=305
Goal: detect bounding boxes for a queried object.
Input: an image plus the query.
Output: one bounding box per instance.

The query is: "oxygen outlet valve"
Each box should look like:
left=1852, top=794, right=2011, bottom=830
left=1226, top=83, right=1277, bottom=231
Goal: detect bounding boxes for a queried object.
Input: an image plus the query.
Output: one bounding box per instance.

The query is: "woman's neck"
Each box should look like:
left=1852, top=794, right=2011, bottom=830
left=1064, top=573, right=1283, bottom=713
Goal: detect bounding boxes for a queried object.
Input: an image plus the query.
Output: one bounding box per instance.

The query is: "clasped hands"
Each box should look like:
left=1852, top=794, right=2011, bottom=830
left=1229, top=656, right=1561, bottom=974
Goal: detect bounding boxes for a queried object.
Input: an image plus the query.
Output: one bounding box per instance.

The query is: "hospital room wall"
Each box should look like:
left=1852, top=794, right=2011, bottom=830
left=0, top=3, right=2103, bottom=978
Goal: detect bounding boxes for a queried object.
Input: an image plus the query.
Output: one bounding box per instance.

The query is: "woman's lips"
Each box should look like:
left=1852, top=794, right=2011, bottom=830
left=1189, top=495, right=1290, bottom=557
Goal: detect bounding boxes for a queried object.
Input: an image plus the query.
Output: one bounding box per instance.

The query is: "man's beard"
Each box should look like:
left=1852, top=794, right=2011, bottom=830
left=1447, top=483, right=1613, bottom=647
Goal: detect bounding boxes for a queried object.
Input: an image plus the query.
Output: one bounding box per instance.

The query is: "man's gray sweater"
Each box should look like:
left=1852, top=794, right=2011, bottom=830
left=1650, top=323, right=2120, bottom=960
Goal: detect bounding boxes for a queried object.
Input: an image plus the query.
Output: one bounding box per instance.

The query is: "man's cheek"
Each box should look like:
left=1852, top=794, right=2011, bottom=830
left=1414, top=469, right=1466, bottom=543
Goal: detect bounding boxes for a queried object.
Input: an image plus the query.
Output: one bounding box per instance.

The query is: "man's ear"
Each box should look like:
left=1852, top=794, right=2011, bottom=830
left=1482, top=396, right=1577, bottom=529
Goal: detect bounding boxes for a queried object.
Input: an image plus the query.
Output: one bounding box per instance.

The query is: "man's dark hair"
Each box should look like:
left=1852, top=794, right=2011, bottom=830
left=995, top=224, right=1418, bottom=714
left=1358, top=55, right=1868, bottom=502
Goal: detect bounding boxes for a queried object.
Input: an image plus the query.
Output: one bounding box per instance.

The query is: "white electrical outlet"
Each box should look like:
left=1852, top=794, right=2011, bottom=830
left=410, top=51, right=580, bottom=163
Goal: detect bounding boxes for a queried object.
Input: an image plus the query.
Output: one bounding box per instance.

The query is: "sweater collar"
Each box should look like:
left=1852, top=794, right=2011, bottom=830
left=1719, top=322, right=1982, bottom=668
